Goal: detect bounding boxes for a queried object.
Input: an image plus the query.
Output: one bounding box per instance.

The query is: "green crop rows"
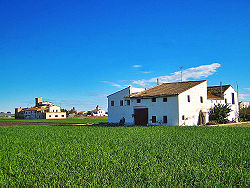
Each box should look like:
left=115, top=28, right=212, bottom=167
left=0, top=126, right=249, bottom=186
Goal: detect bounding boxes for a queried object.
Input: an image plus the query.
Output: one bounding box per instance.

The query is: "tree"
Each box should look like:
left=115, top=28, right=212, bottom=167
left=87, top=111, right=93, bottom=116
left=209, top=104, right=232, bottom=124
left=239, top=106, right=250, bottom=121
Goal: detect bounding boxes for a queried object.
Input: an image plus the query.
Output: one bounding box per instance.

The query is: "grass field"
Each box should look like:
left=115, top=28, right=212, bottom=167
left=0, top=117, right=108, bottom=124
left=0, top=126, right=249, bottom=186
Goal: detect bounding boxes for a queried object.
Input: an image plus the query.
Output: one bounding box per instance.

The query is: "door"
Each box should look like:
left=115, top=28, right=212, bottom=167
left=134, top=108, right=148, bottom=126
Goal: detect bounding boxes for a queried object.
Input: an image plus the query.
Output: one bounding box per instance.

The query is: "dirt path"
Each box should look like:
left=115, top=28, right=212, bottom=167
left=0, top=121, right=90, bottom=127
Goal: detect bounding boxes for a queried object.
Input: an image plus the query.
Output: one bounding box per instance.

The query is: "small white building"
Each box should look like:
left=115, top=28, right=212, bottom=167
left=107, top=80, right=239, bottom=126
left=91, top=105, right=108, bottom=116
left=239, top=101, right=250, bottom=109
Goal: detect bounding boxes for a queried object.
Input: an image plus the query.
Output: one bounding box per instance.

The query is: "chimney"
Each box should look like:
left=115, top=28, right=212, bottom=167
left=220, top=82, right=223, bottom=97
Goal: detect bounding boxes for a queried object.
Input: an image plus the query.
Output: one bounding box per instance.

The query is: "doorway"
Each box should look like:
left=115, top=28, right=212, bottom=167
left=134, top=108, right=148, bottom=126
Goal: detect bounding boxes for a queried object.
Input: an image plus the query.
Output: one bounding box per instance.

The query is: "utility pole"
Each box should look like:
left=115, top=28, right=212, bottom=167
left=180, top=66, right=183, bottom=82
left=236, top=81, right=239, bottom=122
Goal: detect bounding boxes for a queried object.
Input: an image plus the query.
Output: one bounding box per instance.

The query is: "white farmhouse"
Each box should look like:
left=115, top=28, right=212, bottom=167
left=107, top=80, right=239, bottom=126
left=15, top=97, right=66, bottom=119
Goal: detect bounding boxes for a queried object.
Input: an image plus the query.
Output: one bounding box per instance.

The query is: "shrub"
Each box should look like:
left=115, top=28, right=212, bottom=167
left=209, top=104, right=232, bottom=124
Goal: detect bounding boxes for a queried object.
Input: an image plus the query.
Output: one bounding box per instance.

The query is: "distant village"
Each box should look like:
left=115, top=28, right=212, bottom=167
left=13, top=97, right=107, bottom=119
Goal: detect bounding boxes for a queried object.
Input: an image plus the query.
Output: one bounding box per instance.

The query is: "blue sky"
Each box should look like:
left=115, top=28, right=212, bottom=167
left=0, top=0, right=249, bottom=112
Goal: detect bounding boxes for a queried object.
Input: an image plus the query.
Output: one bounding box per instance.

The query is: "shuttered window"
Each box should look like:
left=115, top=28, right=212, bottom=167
left=163, top=116, right=168, bottom=123
left=152, top=116, right=156, bottom=123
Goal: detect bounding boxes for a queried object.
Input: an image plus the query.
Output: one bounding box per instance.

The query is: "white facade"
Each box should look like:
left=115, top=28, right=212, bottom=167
left=108, top=87, right=144, bottom=124
left=178, top=81, right=208, bottom=126
left=48, top=106, right=61, bottom=113
left=107, top=81, right=239, bottom=126
left=45, top=112, right=66, bottom=119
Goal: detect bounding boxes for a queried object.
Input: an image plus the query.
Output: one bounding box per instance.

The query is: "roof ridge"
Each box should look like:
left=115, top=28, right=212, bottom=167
left=207, top=85, right=231, bottom=88
left=126, top=80, right=206, bottom=98
left=162, top=80, right=206, bottom=85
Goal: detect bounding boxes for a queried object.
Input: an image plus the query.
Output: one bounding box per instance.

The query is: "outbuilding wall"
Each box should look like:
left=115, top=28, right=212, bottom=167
left=108, top=87, right=134, bottom=124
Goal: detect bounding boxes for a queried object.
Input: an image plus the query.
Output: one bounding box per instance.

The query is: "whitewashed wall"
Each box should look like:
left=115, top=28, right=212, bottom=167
left=132, top=96, right=179, bottom=126
left=108, top=87, right=134, bottom=124
left=108, top=86, right=146, bottom=124
left=48, top=106, right=61, bottom=112
left=178, top=81, right=208, bottom=126
left=45, top=112, right=66, bottom=119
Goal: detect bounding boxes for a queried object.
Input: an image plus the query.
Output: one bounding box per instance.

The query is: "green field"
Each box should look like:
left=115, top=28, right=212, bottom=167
left=0, top=117, right=108, bottom=124
left=0, top=126, right=249, bottom=186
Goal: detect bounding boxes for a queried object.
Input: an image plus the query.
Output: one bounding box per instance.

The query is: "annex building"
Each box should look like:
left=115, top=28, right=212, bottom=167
left=107, top=80, right=239, bottom=126
left=15, top=97, right=66, bottom=119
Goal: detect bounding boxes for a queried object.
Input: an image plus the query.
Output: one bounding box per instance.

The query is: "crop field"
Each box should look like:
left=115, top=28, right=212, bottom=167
left=0, top=126, right=249, bottom=186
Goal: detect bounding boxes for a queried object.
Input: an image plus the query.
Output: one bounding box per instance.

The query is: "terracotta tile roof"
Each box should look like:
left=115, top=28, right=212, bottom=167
left=207, top=91, right=224, bottom=100
left=207, top=85, right=231, bottom=99
left=22, top=106, right=48, bottom=111
left=126, top=80, right=206, bottom=98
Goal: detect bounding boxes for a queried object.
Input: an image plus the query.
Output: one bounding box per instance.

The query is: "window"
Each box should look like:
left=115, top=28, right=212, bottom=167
left=152, top=98, right=156, bottom=102
left=163, top=116, right=168, bottom=123
left=200, top=96, right=203, bottom=103
left=61, top=115, right=64, bottom=117
left=163, top=98, right=168, bottom=102
left=49, top=115, right=51, bottom=117
left=137, top=99, right=141, bottom=103
left=56, top=110, right=58, bottom=112
left=127, top=100, right=130, bottom=106
left=111, top=101, right=114, bottom=106
left=182, top=115, right=185, bottom=120
left=225, top=98, right=227, bottom=104
left=55, top=115, right=58, bottom=117
left=152, top=116, right=156, bottom=123
left=120, top=100, right=123, bottom=106
left=187, top=95, right=190, bottom=102
left=232, top=93, right=235, bottom=104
